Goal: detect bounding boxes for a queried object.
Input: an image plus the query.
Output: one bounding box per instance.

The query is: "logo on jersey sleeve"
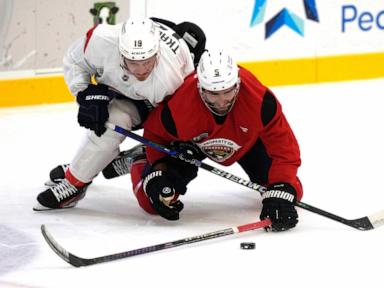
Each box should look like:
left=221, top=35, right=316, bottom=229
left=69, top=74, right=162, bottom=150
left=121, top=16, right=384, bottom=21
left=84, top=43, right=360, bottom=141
left=198, top=138, right=241, bottom=163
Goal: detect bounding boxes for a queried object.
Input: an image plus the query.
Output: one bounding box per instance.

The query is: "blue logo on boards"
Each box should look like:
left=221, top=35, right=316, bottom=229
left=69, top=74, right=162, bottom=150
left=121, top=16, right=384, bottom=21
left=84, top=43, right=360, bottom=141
left=342, top=5, right=384, bottom=32
left=250, top=0, right=319, bottom=39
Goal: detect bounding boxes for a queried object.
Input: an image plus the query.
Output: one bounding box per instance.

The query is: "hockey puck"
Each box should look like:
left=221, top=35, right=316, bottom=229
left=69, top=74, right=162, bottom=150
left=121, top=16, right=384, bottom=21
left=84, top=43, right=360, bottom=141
left=240, top=242, right=255, bottom=250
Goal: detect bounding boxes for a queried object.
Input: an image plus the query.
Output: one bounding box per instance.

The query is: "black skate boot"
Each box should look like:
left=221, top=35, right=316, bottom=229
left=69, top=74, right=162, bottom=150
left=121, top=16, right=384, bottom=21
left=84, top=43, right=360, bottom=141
left=45, top=164, right=69, bottom=186
left=102, top=144, right=146, bottom=179
left=34, top=179, right=89, bottom=211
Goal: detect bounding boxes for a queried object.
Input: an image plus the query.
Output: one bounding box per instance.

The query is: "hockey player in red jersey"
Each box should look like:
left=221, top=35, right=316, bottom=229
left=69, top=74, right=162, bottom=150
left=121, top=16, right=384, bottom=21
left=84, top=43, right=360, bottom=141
left=124, top=49, right=303, bottom=231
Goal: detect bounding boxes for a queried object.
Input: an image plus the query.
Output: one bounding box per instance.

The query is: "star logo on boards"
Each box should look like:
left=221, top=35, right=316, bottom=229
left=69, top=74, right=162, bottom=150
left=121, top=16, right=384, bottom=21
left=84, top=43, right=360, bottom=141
left=250, top=0, right=319, bottom=39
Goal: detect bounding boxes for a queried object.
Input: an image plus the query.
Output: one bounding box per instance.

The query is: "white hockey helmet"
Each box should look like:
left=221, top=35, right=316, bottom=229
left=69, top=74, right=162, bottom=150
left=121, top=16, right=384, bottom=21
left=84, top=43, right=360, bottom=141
left=197, top=49, right=240, bottom=116
left=119, top=18, right=160, bottom=60
left=197, top=49, right=239, bottom=91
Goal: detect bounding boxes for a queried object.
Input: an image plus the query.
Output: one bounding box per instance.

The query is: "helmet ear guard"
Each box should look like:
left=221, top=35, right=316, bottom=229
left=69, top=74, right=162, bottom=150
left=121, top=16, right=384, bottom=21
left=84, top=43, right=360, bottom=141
left=119, top=18, right=160, bottom=61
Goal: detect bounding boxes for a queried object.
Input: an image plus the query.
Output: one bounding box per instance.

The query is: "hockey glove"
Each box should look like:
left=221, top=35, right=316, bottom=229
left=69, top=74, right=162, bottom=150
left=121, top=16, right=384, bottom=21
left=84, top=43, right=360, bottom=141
left=143, top=170, right=184, bottom=221
left=170, top=141, right=205, bottom=163
left=260, top=182, right=298, bottom=232
left=158, top=141, right=205, bottom=194
left=77, top=84, right=113, bottom=137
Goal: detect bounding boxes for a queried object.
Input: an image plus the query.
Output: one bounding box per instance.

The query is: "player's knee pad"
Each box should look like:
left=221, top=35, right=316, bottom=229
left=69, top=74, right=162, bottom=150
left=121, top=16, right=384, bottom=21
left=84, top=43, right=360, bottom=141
left=108, top=99, right=142, bottom=130
left=87, top=127, right=125, bottom=151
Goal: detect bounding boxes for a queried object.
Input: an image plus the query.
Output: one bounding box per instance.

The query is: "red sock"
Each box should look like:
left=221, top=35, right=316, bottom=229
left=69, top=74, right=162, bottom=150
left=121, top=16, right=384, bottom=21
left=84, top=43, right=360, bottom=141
left=65, top=168, right=86, bottom=188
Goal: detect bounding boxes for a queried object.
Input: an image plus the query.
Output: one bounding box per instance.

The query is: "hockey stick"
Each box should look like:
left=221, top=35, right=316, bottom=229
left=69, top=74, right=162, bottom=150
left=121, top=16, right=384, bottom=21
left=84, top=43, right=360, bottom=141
left=106, top=123, right=384, bottom=231
left=41, top=219, right=271, bottom=267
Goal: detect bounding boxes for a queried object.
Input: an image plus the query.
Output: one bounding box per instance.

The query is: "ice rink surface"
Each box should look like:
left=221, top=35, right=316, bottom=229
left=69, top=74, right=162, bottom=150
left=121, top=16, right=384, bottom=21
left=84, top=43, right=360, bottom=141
left=1, top=78, right=384, bottom=288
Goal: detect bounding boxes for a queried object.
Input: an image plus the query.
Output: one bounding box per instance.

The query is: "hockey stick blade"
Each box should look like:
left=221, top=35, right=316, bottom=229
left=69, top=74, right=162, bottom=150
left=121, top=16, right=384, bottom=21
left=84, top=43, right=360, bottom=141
left=295, top=201, right=384, bottom=231
left=368, top=209, right=384, bottom=228
left=41, top=225, right=90, bottom=267
left=106, top=123, right=384, bottom=231
left=41, top=219, right=271, bottom=267
left=356, top=209, right=384, bottom=230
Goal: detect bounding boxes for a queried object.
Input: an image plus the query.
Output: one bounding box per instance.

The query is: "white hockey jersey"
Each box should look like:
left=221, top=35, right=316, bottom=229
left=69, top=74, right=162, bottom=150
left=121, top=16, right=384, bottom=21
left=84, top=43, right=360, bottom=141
left=63, top=22, right=194, bottom=106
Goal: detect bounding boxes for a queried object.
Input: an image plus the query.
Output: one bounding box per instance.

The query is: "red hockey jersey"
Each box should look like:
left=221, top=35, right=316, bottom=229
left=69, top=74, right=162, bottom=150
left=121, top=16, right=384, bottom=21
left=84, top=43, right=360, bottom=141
left=143, top=67, right=301, bottom=187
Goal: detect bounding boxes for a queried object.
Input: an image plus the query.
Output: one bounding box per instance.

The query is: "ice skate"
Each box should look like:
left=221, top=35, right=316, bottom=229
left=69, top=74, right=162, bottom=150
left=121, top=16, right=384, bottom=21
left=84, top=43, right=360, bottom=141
left=44, top=164, right=69, bottom=186
left=34, top=179, right=89, bottom=211
left=102, top=144, right=146, bottom=179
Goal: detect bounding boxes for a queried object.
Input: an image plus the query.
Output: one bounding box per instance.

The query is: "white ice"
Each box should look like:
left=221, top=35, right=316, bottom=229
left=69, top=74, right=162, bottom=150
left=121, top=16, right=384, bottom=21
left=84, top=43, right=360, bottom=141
left=1, top=78, right=384, bottom=288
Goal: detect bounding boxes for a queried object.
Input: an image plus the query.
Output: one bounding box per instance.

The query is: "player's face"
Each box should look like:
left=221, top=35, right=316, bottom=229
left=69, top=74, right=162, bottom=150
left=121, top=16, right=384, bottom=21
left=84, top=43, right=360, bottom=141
left=122, top=54, right=157, bottom=81
left=201, top=84, right=239, bottom=115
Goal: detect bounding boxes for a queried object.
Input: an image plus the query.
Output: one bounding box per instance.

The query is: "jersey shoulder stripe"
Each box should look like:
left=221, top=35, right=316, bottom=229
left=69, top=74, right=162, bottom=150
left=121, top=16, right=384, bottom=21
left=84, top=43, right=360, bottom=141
left=84, top=25, right=98, bottom=52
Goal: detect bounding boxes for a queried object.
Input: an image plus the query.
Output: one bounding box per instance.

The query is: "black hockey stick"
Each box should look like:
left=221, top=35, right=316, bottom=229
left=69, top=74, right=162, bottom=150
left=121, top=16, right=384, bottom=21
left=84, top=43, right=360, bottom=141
left=41, top=219, right=271, bottom=267
left=106, top=123, right=384, bottom=231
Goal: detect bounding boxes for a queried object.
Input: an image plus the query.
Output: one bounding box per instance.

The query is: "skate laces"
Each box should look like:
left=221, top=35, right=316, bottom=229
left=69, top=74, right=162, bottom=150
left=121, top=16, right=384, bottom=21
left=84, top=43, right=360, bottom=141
left=111, top=157, right=131, bottom=176
left=51, top=179, right=79, bottom=202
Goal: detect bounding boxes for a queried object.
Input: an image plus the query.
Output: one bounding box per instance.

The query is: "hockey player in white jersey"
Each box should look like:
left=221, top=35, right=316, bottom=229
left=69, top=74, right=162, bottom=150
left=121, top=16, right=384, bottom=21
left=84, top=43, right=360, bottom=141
left=34, top=17, right=204, bottom=210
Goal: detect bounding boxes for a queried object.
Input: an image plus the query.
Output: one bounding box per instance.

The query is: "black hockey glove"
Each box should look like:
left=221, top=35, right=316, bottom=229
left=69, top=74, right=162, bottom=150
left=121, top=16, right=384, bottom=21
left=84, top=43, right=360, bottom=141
left=170, top=141, right=205, bottom=163
left=165, top=141, right=205, bottom=192
left=260, top=182, right=298, bottom=232
left=143, top=170, right=184, bottom=221
left=76, top=84, right=113, bottom=137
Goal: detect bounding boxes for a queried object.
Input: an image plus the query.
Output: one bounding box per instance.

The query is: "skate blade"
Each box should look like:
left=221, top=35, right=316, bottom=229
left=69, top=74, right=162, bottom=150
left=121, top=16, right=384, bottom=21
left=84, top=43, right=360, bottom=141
left=33, top=202, right=77, bottom=211
left=33, top=203, right=55, bottom=211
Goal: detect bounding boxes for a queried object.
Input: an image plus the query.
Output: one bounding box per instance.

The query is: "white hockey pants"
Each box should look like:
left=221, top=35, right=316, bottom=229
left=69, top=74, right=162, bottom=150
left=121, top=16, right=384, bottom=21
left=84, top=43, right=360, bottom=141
left=69, top=99, right=142, bottom=183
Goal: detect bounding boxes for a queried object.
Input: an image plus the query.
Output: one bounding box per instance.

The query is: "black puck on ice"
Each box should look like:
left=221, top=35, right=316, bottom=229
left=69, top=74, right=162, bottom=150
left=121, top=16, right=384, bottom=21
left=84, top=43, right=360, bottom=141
left=240, top=242, right=255, bottom=250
